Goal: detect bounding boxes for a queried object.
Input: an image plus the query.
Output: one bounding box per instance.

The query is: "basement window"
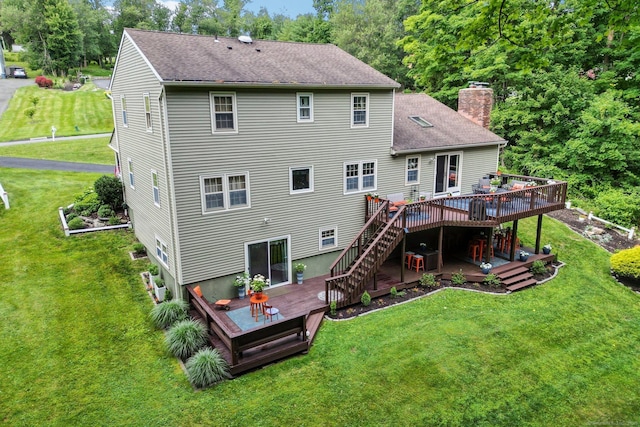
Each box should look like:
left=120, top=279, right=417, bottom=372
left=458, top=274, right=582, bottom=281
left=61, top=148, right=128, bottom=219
left=409, top=116, right=433, bottom=128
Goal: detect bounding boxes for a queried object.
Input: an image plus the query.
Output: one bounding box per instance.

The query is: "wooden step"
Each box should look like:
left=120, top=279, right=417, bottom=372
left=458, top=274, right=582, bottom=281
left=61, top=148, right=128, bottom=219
left=306, top=311, right=325, bottom=346
left=506, top=278, right=538, bottom=292
left=497, top=266, right=529, bottom=279
left=501, top=272, right=533, bottom=286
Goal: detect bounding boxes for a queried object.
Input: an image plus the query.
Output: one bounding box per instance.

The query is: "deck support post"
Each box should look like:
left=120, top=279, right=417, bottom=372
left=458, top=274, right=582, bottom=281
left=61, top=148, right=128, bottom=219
left=438, top=226, right=444, bottom=271
left=509, top=220, right=519, bottom=261
left=485, top=227, right=492, bottom=263
left=535, top=214, right=543, bottom=254
left=400, top=235, right=406, bottom=283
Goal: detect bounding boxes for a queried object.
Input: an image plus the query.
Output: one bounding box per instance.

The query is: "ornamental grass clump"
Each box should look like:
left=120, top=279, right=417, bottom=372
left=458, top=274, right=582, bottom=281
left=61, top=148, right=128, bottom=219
left=150, top=299, right=188, bottom=329
left=186, top=347, right=230, bottom=388
left=166, top=319, right=207, bottom=359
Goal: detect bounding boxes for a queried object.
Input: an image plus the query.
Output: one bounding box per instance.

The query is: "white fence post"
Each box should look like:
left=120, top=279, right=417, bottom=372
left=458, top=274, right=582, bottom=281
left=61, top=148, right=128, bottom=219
left=0, top=182, right=9, bottom=209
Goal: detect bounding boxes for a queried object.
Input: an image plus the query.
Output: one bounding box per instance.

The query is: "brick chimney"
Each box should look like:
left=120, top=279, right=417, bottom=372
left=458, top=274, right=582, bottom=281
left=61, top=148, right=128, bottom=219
left=458, top=82, right=493, bottom=129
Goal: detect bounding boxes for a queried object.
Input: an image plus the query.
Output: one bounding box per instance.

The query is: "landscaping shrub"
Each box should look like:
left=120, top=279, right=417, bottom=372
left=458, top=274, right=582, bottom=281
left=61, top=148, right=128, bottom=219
left=67, top=217, right=85, bottom=230
left=65, top=212, right=78, bottom=222
left=361, top=291, right=371, bottom=306
left=186, top=347, right=230, bottom=388
left=108, top=216, right=121, bottom=225
left=482, top=273, right=501, bottom=288
left=594, top=188, right=640, bottom=228
left=451, top=270, right=466, bottom=285
left=35, top=75, right=53, bottom=88
left=98, top=204, right=114, bottom=218
left=165, top=319, right=207, bottom=359
left=133, top=243, right=146, bottom=255
left=530, top=260, right=547, bottom=275
left=390, top=287, right=405, bottom=298
left=419, top=273, right=437, bottom=287
left=150, top=299, right=188, bottom=329
left=74, top=189, right=100, bottom=216
left=611, top=246, right=640, bottom=279
left=329, top=300, right=337, bottom=316
left=94, top=175, right=124, bottom=209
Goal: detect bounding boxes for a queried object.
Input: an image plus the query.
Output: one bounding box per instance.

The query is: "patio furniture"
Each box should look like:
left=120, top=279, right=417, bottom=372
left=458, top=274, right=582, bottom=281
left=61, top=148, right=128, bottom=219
left=214, top=299, right=231, bottom=311
left=250, top=293, right=269, bottom=321
left=468, top=240, right=481, bottom=262
left=411, top=254, right=425, bottom=272
left=263, top=303, right=280, bottom=323
left=405, top=251, right=415, bottom=269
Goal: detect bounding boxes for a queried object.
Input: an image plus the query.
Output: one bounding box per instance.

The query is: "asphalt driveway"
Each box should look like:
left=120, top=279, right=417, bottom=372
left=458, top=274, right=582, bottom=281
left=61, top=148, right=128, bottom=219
left=0, top=78, right=34, bottom=115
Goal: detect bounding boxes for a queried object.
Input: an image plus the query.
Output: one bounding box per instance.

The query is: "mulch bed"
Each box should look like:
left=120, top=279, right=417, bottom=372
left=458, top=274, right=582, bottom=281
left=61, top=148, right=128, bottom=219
left=327, top=264, right=558, bottom=320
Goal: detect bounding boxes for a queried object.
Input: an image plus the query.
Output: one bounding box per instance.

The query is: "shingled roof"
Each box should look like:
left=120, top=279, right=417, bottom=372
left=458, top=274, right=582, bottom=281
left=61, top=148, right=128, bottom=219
left=393, top=93, right=506, bottom=153
left=123, top=29, right=399, bottom=88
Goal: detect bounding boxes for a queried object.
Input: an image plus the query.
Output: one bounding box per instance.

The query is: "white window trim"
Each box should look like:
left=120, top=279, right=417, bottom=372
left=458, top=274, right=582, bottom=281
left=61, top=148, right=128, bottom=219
left=127, top=158, right=134, bottom=189
left=405, top=156, right=421, bottom=186
left=343, top=160, right=377, bottom=195
left=289, top=166, right=314, bottom=194
left=151, top=170, right=160, bottom=207
left=351, top=92, right=369, bottom=128
left=143, top=93, right=152, bottom=132
left=199, top=172, right=251, bottom=214
left=121, top=95, right=128, bottom=127
left=319, top=226, right=338, bottom=250
left=155, top=236, right=169, bottom=268
left=209, top=92, right=238, bottom=134
left=296, top=92, right=314, bottom=123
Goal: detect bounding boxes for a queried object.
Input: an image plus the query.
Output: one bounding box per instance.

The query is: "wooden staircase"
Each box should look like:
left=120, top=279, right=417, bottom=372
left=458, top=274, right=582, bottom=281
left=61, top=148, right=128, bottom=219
left=325, top=203, right=407, bottom=308
left=497, top=265, right=537, bottom=292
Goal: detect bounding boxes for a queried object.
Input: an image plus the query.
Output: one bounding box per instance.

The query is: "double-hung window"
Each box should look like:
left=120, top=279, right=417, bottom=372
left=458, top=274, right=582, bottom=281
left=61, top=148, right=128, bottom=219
left=406, top=156, right=420, bottom=185
left=319, top=227, right=338, bottom=250
left=290, top=166, right=313, bottom=194
left=151, top=170, right=160, bottom=206
left=297, top=93, right=313, bottom=122
left=121, top=96, right=128, bottom=127
left=210, top=92, right=237, bottom=133
left=201, top=173, right=249, bottom=213
left=128, top=158, right=135, bottom=189
left=143, top=93, right=152, bottom=132
left=344, top=160, right=376, bottom=194
left=351, top=93, right=369, bottom=127
left=155, top=237, right=169, bottom=267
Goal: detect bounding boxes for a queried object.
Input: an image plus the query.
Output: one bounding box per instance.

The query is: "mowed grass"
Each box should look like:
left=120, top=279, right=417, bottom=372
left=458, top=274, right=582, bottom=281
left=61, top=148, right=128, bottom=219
left=0, top=137, right=113, bottom=164
left=0, top=84, right=113, bottom=142
left=1, top=166, right=639, bottom=425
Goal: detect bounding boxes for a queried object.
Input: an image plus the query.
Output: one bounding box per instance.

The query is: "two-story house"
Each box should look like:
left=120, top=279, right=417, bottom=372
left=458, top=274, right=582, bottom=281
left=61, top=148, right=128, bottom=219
left=110, top=30, right=562, bottom=304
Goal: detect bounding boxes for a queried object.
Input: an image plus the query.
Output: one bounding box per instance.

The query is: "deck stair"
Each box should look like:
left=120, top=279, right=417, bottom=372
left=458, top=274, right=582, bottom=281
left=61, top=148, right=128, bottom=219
left=305, top=308, right=327, bottom=348
left=326, top=203, right=407, bottom=308
left=497, top=266, right=537, bottom=292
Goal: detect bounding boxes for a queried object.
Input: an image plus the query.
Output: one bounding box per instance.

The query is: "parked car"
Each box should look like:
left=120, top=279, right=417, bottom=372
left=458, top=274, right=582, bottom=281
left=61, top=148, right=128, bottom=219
left=13, top=68, right=27, bottom=79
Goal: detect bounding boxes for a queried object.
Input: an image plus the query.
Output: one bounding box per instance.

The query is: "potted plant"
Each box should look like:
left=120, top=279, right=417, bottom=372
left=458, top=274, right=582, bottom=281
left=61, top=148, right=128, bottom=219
left=490, top=178, right=502, bottom=186
left=543, top=243, right=552, bottom=254
left=250, top=274, right=269, bottom=297
left=519, top=250, right=530, bottom=262
left=480, top=262, right=492, bottom=274
left=233, top=271, right=250, bottom=299
left=372, top=192, right=379, bottom=202
left=366, top=192, right=372, bottom=201
left=149, top=264, right=160, bottom=287
left=153, top=277, right=167, bottom=302
left=294, top=262, right=307, bottom=284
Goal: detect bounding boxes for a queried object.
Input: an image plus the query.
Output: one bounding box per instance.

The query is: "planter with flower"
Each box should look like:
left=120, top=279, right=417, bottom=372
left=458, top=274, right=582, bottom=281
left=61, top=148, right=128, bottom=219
left=153, top=277, right=166, bottom=302
left=233, top=271, right=251, bottom=299
left=372, top=192, right=380, bottom=202
left=480, top=262, right=492, bottom=274
left=519, top=250, right=530, bottom=262
left=250, top=274, right=270, bottom=297
left=542, top=243, right=552, bottom=255
left=294, top=262, right=307, bottom=284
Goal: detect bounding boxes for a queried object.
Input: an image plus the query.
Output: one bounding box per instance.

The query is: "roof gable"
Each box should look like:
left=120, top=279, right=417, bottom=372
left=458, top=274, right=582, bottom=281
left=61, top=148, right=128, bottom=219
left=123, top=29, right=399, bottom=88
left=393, top=93, right=506, bottom=153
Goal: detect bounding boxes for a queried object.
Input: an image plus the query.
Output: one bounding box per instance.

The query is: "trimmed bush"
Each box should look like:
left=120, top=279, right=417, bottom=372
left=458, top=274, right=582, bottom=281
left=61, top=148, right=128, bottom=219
left=361, top=291, right=371, bottom=306
left=67, top=217, right=85, bottom=230
left=65, top=212, right=78, bottom=222
left=94, top=175, right=124, bottom=209
left=611, top=246, right=640, bottom=279
left=150, top=299, right=188, bottom=329
left=186, top=347, right=230, bottom=388
left=98, top=204, right=114, bottom=218
left=74, top=189, right=100, bottom=216
left=165, top=319, right=207, bottom=359
left=530, top=260, right=547, bottom=275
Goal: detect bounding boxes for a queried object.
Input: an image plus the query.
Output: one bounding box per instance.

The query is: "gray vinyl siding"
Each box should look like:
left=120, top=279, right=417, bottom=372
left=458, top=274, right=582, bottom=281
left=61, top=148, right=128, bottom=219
left=111, top=36, right=175, bottom=280
left=165, top=88, right=395, bottom=284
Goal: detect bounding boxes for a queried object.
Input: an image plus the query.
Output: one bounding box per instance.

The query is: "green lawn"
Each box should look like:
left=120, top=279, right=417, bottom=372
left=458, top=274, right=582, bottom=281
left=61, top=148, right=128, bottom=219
left=0, top=84, right=113, bottom=142
left=0, top=137, right=114, bottom=165
left=1, top=166, right=639, bottom=426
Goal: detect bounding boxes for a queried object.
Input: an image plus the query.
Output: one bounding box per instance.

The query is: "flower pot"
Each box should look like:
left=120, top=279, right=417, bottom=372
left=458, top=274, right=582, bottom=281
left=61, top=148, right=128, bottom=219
left=154, top=283, right=166, bottom=302
left=542, top=247, right=551, bottom=255
left=237, top=285, right=246, bottom=299
left=296, top=272, right=304, bottom=284
left=366, top=195, right=372, bottom=201
left=254, top=291, right=263, bottom=299
left=481, top=267, right=491, bottom=274
left=519, top=255, right=529, bottom=262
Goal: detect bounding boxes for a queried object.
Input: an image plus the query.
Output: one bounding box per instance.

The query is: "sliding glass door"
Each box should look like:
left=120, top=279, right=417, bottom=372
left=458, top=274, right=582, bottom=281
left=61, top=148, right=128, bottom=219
left=246, top=237, right=290, bottom=286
